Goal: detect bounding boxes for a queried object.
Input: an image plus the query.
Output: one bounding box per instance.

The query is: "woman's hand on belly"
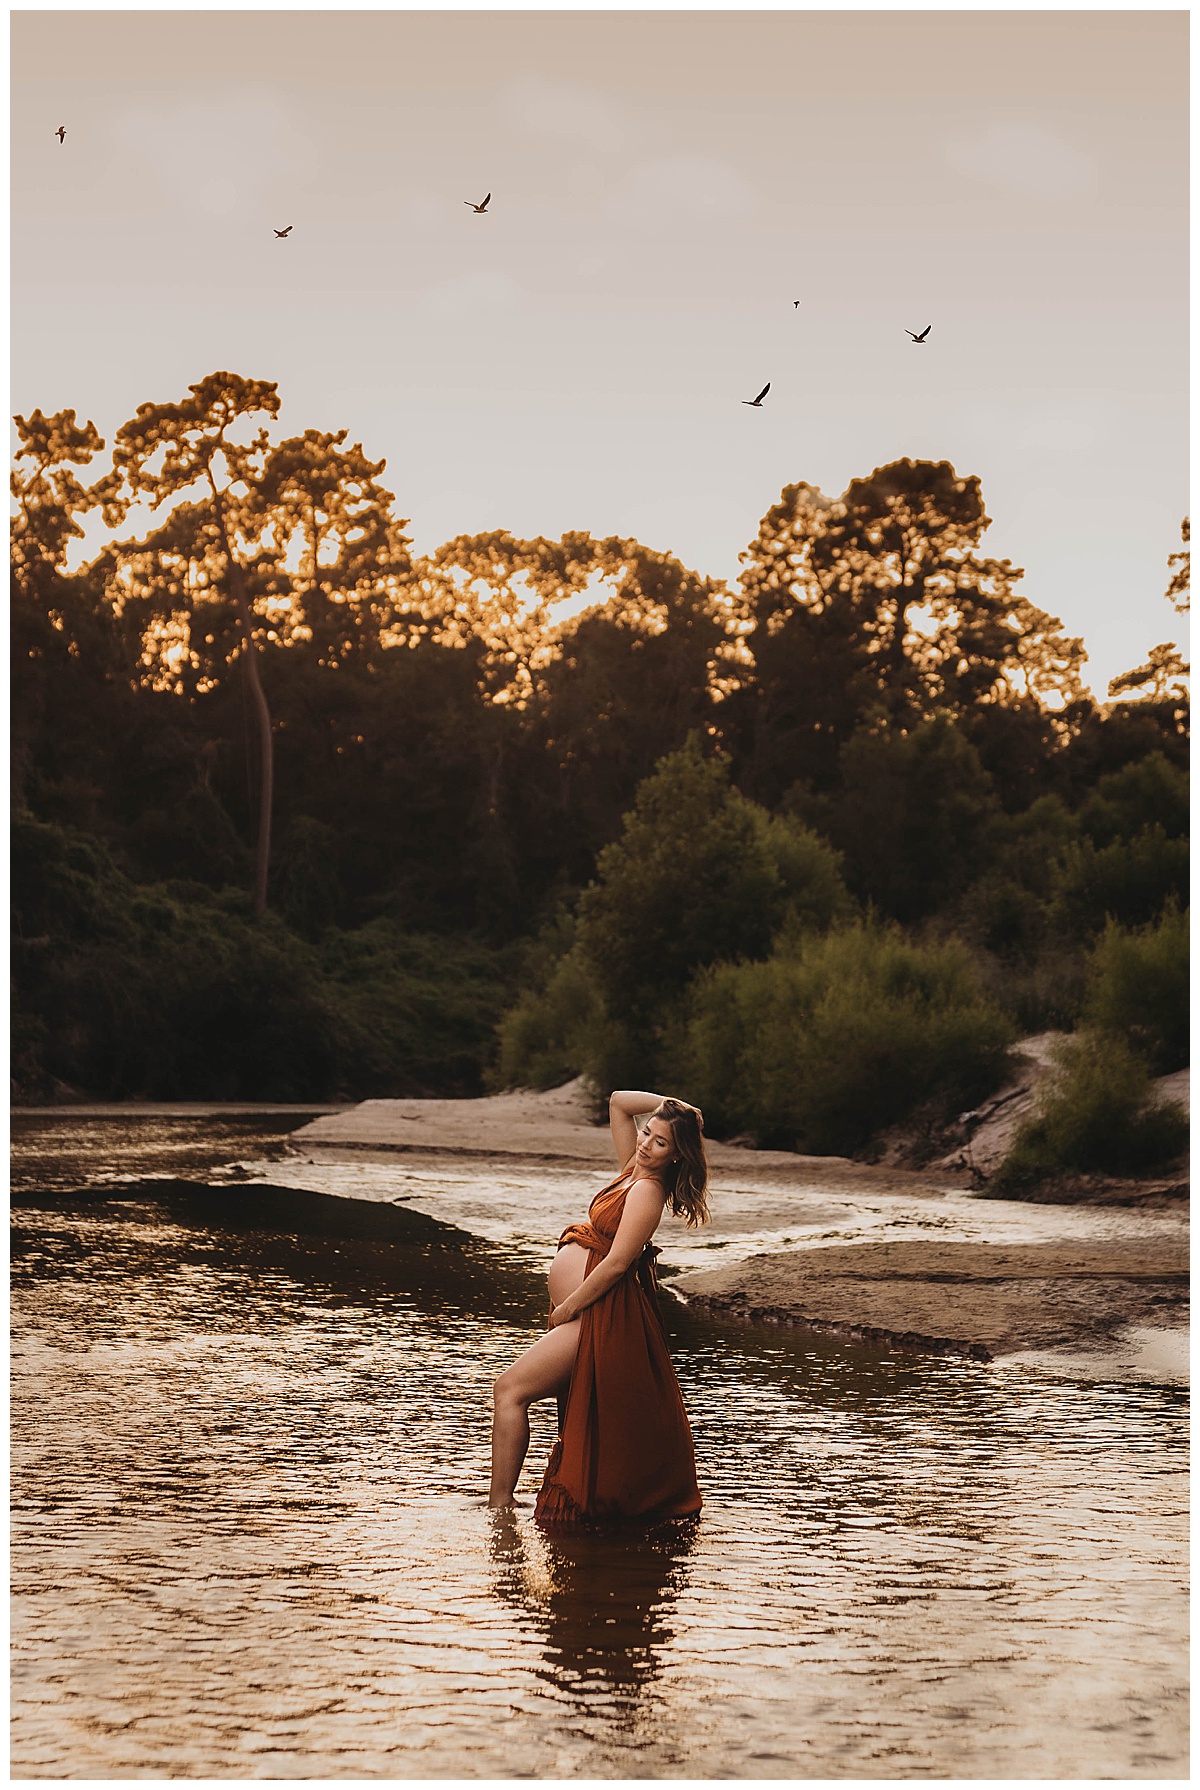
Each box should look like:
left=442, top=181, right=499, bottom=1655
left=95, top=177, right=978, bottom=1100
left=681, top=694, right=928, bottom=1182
left=548, top=1241, right=590, bottom=1311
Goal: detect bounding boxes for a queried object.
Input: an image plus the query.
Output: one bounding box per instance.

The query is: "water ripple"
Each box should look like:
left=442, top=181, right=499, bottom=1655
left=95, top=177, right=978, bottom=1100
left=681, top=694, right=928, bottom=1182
left=10, top=1125, right=1188, bottom=1778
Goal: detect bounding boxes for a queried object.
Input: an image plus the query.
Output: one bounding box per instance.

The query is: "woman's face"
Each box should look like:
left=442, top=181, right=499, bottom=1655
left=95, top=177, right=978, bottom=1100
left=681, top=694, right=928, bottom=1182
left=635, top=1116, right=676, bottom=1177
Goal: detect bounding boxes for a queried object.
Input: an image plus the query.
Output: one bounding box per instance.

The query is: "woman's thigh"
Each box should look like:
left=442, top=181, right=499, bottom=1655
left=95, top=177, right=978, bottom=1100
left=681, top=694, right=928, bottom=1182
left=497, top=1319, right=581, bottom=1405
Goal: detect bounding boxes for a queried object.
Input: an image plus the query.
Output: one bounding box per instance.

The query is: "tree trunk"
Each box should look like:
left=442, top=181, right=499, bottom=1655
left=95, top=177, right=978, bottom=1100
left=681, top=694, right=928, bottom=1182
left=212, top=492, right=273, bottom=916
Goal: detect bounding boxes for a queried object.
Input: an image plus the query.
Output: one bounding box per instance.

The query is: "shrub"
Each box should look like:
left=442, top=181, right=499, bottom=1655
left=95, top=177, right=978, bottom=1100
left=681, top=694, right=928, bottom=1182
left=12, top=812, right=514, bottom=1101
left=761, top=811, right=852, bottom=933
left=1085, top=904, right=1189, bottom=1072
left=318, top=919, right=516, bottom=1097
left=491, top=945, right=604, bottom=1091
left=834, top=717, right=999, bottom=922
left=1076, top=751, right=1188, bottom=847
left=993, top=1031, right=1189, bottom=1191
left=669, top=922, right=1014, bottom=1154
left=961, top=796, right=1081, bottom=960
left=1050, top=826, right=1189, bottom=935
left=980, top=943, right=1089, bottom=1037
left=575, top=737, right=848, bottom=1022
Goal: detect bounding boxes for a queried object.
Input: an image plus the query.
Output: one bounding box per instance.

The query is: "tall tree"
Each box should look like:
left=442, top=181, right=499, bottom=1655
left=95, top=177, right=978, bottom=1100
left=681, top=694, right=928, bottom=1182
left=10, top=409, right=130, bottom=826
left=94, top=373, right=282, bottom=913
left=412, top=530, right=741, bottom=885
left=11, top=407, right=104, bottom=589
left=1102, top=516, right=1191, bottom=745
left=250, top=428, right=414, bottom=668
left=731, top=459, right=1086, bottom=804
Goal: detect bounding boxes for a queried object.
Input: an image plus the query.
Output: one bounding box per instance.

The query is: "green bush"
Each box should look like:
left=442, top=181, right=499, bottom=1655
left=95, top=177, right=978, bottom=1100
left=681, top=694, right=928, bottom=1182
left=558, top=737, right=849, bottom=1088
left=962, top=796, right=1081, bottom=961
left=12, top=812, right=514, bottom=1101
left=993, top=1031, right=1189, bottom=1191
left=669, top=922, right=1014, bottom=1154
left=491, top=945, right=604, bottom=1091
left=980, top=943, right=1089, bottom=1037
left=318, top=919, right=517, bottom=1097
left=761, top=811, right=853, bottom=933
left=834, top=717, right=999, bottom=922
left=1085, top=904, right=1189, bottom=1073
left=1076, top=751, right=1188, bottom=847
left=1050, top=826, right=1189, bottom=935
left=576, top=738, right=848, bottom=1018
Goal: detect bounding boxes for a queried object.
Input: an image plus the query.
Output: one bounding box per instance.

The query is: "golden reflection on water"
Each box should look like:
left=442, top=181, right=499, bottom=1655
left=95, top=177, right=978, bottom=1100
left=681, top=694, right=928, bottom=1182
left=9, top=1121, right=1190, bottom=1779
left=489, top=1511, right=697, bottom=1712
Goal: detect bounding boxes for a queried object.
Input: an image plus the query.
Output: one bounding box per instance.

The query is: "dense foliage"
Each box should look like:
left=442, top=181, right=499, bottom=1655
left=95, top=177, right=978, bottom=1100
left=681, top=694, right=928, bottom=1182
left=667, top=923, right=1014, bottom=1154
left=11, top=373, right=1189, bottom=1172
left=992, top=1033, right=1188, bottom=1192
left=12, top=812, right=514, bottom=1101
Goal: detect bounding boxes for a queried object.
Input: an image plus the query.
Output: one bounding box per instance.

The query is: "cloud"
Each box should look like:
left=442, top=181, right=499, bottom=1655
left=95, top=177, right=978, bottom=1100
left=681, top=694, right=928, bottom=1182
left=112, top=86, right=310, bottom=218
left=417, top=271, right=520, bottom=321
left=610, top=154, right=761, bottom=229
left=500, top=72, right=630, bottom=155
left=946, top=122, right=1096, bottom=202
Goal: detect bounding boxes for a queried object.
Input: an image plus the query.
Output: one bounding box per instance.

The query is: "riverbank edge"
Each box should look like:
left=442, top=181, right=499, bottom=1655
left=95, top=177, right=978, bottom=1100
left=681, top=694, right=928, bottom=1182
left=676, top=1290, right=996, bottom=1362
left=673, top=1238, right=1190, bottom=1364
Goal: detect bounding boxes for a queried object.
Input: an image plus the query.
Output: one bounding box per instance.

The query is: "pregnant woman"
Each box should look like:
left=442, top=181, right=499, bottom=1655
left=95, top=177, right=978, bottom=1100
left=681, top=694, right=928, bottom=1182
left=489, top=1089, right=710, bottom=1525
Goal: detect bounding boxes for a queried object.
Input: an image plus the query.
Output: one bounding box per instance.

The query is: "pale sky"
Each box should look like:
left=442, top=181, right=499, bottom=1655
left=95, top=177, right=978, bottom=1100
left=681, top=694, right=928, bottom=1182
left=11, top=8, right=1190, bottom=698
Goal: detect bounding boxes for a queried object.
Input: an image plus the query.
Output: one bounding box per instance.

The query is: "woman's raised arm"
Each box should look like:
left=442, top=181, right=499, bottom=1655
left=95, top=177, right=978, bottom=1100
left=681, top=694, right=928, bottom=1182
left=608, top=1089, right=671, bottom=1167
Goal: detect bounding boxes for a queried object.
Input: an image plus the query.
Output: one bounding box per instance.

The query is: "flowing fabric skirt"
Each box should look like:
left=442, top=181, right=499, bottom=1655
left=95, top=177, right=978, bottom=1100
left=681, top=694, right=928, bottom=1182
left=535, top=1237, right=702, bottom=1528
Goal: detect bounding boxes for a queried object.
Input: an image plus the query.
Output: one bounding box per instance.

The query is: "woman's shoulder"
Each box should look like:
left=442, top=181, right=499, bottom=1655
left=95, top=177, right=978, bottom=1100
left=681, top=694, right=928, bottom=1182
left=624, top=1174, right=667, bottom=1206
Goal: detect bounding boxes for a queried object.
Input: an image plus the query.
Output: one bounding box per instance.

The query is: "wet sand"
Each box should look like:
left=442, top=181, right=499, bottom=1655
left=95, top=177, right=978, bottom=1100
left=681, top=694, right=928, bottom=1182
left=675, top=1238, right=1189, bottom=1363
left=290, top=1078, right=976, bottom=1198
left=290, top=1081, right=1190, bottom=1366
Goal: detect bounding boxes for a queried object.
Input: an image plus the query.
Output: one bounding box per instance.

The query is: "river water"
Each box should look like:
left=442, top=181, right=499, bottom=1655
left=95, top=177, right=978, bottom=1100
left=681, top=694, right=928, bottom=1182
left=11, top=1116, right=1189, bottom=1779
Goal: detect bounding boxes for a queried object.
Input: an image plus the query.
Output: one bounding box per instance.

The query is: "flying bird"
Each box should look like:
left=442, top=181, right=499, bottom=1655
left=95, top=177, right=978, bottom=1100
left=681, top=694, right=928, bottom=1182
left=793, top=300, right=801, bottom=309
left=742, top=382, right=770, bottom=408
left=274, top=225, right=293, bottom=238
left=906, top=325, right=931, bottom=343
left=55, top=125, right=65, bottom=144
left=465, top=192, right=491, bottom=213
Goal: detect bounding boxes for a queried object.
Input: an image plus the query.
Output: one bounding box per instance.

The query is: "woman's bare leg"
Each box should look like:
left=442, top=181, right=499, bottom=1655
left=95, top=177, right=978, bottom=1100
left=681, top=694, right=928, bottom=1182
left=490, top=1320, right=581, bottom=1508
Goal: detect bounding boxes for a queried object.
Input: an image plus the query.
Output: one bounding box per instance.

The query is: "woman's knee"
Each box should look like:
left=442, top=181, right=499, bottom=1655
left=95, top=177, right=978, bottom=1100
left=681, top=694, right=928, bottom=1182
left=493, top=1367, right=527, bottom=1409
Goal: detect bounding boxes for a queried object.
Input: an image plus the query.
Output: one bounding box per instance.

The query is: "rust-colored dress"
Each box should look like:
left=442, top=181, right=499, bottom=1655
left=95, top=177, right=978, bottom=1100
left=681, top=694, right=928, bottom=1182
left=535, top=1169, right=702, bottom=1529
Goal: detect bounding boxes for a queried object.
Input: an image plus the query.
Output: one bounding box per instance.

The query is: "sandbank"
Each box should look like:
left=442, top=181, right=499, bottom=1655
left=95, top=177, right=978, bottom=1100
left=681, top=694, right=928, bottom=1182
left=291, top=1079, right=1189, bottom=1368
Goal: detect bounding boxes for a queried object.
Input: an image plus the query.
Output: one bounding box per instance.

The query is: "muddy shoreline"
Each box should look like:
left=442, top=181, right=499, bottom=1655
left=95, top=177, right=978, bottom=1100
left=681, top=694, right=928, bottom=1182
left=14, top=1087, right=1188, bottom=1366
left=674, top=1238, right=1189, bottom=1363
left=283, top=1081, right=1188, bottom=1366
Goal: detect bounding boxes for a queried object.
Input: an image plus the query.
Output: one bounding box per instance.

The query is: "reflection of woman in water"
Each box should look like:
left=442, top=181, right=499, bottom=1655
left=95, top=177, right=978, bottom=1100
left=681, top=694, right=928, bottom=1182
left=488, top=1511, right=698, bottom=1708
left=489, top=1088, right=709, bottom=1523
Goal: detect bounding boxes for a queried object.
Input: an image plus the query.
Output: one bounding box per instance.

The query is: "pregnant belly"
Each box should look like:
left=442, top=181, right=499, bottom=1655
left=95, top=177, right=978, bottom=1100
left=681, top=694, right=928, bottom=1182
left=548, top=1242, right=591, bottom=1310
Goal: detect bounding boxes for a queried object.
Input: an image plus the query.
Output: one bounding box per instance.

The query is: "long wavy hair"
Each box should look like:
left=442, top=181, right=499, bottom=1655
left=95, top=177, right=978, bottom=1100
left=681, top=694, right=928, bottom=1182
left=651, top=1098, right=710, bottom=1228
